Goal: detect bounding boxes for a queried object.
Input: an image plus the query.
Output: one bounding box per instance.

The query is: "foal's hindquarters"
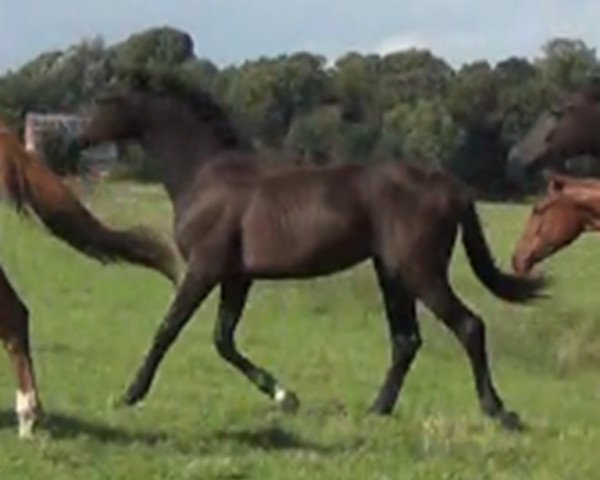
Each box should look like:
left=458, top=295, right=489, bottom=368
left=0, top=267, right=42, bottom=438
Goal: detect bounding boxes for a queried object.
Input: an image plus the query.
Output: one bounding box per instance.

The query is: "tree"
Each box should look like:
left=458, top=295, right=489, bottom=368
left=285, top=106, right=341, bottom=164
left=446, top=61, right=498, bottom=127
left=332, top=52, right=381, bottom=123
left=537, top=38, right=598, bottom=92
left=182, top=58, right=219, bottom=92
left=224, top=53, right=329, bottom=147
left=379, top=49, right=453, bottom=108
left=1, top=25, right=598, bottom=195
left=109, top=27, right=195, bottom=72
left=375, top=100, right=460, bottom=167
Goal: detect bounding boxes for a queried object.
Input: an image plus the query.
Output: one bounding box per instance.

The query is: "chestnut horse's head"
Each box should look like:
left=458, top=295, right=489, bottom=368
left=512, top=196, right=587, bottom=276
left=507, top=81, right=600, bottom=183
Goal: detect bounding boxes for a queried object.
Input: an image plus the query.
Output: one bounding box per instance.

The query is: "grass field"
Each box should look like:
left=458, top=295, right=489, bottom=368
left=0, top=182, right=599, bottom=479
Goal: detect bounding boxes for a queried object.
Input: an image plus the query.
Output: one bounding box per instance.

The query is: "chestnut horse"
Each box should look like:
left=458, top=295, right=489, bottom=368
left=513, top=173, right=600, bottom=275
left=0, top=119, right=178, bottom=437
left=78, top=73, right=545, bottom=431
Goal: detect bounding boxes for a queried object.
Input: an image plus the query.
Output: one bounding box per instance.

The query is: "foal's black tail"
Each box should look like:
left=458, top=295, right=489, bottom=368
left=460, top=202, right=547, bottom=303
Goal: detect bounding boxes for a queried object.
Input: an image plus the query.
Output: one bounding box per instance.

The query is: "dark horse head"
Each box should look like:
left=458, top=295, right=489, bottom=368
left=78, top=71, right=242, bottom=200
left=79, top=72, right=240, bottom=149
left=507, top=80, right=600, bottom=184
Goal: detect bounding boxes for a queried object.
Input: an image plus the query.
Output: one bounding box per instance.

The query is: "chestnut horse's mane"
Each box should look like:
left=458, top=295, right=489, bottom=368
left=0, top=120, right=179, bottom=284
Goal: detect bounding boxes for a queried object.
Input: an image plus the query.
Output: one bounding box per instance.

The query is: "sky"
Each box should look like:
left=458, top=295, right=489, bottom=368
left=1, top=0, right=599, bottom=73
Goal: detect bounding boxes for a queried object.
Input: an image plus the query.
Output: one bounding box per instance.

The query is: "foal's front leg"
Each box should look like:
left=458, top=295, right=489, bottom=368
left=370, top=259, right=422, bottom=415
left=214, top=277, right=299, bottom=412
left=122, top=267, right=217, bottom=406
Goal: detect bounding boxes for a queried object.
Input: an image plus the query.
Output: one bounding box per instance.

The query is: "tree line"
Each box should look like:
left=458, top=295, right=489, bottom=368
left=0, top=26, right=598, bottom=194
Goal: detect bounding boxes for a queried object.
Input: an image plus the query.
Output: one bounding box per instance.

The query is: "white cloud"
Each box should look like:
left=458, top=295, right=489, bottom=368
left=375, top=32, right=429, bottom=56
left=374, top=29, right=509, bottom=67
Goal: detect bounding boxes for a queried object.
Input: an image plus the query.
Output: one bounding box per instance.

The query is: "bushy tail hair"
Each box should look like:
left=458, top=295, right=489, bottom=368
left=0, top=130, right=178, bottom=284
left=460, top=202, right=546, bottom=303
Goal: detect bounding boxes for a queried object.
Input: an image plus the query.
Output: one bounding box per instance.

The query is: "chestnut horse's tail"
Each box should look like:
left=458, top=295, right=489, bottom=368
left=0, top=134, right=179, bottom=284
left=460, top=202, right=546, bottom=303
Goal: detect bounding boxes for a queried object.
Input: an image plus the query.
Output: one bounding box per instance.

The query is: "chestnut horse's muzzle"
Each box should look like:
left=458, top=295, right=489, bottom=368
left=511, top=251, right=533, bottom=277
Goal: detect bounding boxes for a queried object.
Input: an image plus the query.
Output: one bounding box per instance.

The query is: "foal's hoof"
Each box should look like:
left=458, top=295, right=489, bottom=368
left=276, top=390, right=300, bottom=414
left=496, top=411, right=525, bottom=432
left=120, top=387, right=145, bottom=408
left=368, top=402, right=393, bottom=416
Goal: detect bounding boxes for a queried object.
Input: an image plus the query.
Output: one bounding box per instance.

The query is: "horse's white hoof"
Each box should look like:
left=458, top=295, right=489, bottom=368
left=16, top=390, right=38, bottom=439
left=275, top=387, right=300, bottom=414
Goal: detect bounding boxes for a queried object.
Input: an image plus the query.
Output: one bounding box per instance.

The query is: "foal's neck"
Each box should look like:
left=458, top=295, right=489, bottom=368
left=138, top=107, right=223, bottom=202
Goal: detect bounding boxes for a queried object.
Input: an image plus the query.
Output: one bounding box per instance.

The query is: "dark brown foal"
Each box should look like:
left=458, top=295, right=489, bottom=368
left=79, top=73, right=545, bottom=430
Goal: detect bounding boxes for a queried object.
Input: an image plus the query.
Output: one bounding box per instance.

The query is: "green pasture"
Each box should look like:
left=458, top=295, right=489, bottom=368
left=0, top=183, right=598, bottom=479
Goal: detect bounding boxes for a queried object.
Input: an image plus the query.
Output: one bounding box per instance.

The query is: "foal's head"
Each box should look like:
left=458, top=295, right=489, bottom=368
left=512, top=196, right=587, bottom=276
left=79, top=72, right=241, bottom=151
left=79, top=92, right=143, bottom=148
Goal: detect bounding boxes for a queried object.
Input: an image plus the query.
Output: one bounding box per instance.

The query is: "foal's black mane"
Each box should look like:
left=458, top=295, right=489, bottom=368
left=124, top=71, right=243, bottom=148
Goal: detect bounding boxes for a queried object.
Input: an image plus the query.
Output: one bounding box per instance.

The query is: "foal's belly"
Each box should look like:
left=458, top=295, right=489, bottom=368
left=243, top=235, right=370, bottom=278
left=241, top=208, right=370, bottom=278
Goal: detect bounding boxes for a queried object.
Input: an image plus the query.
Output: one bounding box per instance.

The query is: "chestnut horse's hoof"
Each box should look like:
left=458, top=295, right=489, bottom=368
left=16, top=391, right=43, bottom=439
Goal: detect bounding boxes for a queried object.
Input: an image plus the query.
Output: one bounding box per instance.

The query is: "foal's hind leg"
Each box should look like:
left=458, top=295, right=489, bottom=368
left=0, top=269, right=42, bottom=438
left=370, top=259, right=421, bottom=415
left=419, top=279, right=522, bottom=430
left=214, top=277, right=299, bottom=412
left=122, top=267, right=217, bottom=406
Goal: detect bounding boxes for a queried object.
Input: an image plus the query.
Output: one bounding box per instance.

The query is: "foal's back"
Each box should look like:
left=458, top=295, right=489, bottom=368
left=184, top=158, right=466, bottom=279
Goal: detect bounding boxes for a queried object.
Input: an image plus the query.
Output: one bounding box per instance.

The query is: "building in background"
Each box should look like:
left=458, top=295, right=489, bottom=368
left=24, top=112, right=117, bottom=176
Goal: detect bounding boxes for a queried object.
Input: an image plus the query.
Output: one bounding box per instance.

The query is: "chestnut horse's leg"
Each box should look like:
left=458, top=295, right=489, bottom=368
left=369, top=259, right=421, bottom=415
left=420, top=278, right=522, bottom=431
left=0, top=268, right=42, bottom=438
left=122, top=267, right=217, bottom=406
left=213, top=277, right=299, bottom=412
